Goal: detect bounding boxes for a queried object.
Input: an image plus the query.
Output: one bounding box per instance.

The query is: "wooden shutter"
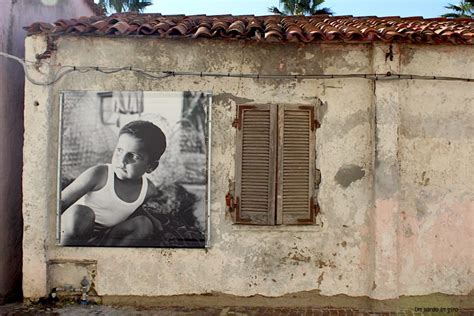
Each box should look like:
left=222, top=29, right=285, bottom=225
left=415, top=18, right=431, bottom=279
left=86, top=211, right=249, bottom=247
left=277, top=105, right=315, bottom=225
left=235, top=104, right=276, bottom=225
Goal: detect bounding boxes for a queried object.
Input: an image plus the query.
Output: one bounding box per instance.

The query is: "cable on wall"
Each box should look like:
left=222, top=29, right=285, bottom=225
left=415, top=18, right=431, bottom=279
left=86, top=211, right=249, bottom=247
left=1, top=51, right=473, bottom=86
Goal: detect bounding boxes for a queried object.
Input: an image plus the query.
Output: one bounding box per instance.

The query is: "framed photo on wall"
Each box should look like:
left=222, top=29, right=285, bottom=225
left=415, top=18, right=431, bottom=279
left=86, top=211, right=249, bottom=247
left=57, top=91, right=210, bottom=248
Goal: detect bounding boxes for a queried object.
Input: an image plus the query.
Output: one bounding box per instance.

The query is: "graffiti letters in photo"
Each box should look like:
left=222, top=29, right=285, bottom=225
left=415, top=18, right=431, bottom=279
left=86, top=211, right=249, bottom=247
left=58, top=91, right=210, bottom=248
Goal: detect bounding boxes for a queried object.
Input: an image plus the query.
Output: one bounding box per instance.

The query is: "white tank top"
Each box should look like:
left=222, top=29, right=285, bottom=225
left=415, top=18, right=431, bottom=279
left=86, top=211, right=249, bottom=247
left=77, top=164, right=148, bottom=227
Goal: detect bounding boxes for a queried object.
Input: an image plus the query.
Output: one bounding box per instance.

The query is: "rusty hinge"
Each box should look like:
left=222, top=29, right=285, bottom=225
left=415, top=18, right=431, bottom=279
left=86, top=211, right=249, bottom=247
left=234, top=196, right=252, bottom=223
left=232, top=118, right=240, bottom=129
left=226, top=194, right=250, bottom=223
left=314, top=119, right=321, bottom=129
left=232, top=105, right=256, bottom=130
left=298, top=105, right=320, bottom=131
left=311, top=199, right=320, bottom=217
left=314, top=168, right=321, bottom=189
left=225, top=192, right=238, bottom=212
left=297, top=197, right=320, bottom=224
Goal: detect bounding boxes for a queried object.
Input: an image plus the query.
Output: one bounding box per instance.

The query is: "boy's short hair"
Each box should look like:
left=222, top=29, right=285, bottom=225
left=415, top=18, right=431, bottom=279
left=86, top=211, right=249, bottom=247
left=119, top=120, right=167, bottom=162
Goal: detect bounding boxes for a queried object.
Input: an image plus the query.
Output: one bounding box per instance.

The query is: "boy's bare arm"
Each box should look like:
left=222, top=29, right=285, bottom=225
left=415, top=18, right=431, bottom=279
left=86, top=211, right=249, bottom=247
left=61, top=164, right=107, bottom=214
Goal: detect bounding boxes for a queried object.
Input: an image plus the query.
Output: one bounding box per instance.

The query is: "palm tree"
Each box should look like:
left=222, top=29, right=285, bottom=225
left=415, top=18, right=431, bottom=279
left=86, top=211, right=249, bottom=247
left=442, top=0, right=473, bottom=18
left=97, top=0, right=153, bottom=14
left=269, top=0, right=333, bottom=15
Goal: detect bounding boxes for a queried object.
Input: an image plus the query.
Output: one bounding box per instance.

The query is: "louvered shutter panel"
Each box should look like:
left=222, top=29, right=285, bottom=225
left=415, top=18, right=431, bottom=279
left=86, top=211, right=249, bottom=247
left=235, top=104, right=276, bottom=225
left=277, top=105, right=315, bottom=225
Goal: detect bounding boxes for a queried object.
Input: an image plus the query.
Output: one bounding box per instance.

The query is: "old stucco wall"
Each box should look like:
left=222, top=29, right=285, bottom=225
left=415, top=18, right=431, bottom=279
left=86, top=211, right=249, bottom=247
left=396, top=45, right=474, bottom=295
left=22, top=35, right=473, bottom=301
left=0, top=0, right=95, bottom=303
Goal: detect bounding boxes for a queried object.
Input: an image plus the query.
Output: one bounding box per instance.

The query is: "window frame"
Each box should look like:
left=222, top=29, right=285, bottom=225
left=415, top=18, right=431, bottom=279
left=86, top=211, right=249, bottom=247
left=231, top=103, right=319, bottom=226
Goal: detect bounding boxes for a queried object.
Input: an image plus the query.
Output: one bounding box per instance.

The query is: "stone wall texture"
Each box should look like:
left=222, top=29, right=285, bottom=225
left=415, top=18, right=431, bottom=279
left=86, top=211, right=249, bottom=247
left=22, top=35, right=474, bottom=301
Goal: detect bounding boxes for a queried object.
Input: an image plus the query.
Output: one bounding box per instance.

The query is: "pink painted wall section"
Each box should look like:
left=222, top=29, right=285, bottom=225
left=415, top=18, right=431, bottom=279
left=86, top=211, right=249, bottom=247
left=399, top=199, right=473, bottom=294
left=372, top=199, right=399, bottom=298
left=0, top=0, right=96, bottom=303
left=397, top=46, right=474, bottom=296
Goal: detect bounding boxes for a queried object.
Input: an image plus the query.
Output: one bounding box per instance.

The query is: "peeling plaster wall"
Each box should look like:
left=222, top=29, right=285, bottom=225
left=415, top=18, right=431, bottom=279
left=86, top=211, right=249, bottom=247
left=396, top=45, right=474, bottom=295
left=22, top=36, right=473, bottom=301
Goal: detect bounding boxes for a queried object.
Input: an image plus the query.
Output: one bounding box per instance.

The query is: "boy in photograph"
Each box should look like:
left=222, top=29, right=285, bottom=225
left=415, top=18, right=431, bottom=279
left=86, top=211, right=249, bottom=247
left=61, top=120, right=166, bottom=246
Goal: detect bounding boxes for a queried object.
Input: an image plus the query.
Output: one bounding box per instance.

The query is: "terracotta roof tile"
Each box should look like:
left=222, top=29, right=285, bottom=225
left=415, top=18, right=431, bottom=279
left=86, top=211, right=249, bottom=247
left=194, top=26, right=212, bottom=38
left=24, top=13, right=474, bottom=44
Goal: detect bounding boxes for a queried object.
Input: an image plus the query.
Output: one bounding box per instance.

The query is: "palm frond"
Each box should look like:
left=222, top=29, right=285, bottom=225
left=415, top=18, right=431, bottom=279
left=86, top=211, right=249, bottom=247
left=442, top=12, right=462, bottom=17
left=271, top=0, right=333, bottom=16
left=445, top=4, right=464, bottom=10
left=443, top=1, right=473, bottom=18
left=128, top=0, right=152, bottom=12
left=99, top=0, right=153, bottom=14
left=314, top=7, right=333, bottom=15
left=269, top=6, right=284, bottom=14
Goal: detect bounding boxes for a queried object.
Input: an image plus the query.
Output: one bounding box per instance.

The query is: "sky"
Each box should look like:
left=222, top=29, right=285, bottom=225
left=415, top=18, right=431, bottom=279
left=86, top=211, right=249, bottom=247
left=145, top=0, right=450, bottom=18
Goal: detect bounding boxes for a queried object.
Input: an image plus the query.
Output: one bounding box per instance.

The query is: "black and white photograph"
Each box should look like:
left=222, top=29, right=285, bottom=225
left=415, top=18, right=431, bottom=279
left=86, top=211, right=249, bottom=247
left=58, top=91, right=210, bottom=248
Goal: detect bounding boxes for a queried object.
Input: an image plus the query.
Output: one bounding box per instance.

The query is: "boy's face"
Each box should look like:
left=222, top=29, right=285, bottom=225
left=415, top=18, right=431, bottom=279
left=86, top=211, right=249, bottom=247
left=112, top=133, right=154, bottom=181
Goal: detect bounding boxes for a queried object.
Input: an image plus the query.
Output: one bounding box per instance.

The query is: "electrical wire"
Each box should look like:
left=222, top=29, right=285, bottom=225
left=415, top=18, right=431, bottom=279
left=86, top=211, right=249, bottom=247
left=1, top=51, right=473, bottom=85
left=1, top=51, right=74, bottom=86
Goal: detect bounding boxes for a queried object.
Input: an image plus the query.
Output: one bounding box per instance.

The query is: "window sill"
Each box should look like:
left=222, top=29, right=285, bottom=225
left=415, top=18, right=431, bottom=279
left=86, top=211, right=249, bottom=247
left=230, top=224, right=323, bottom=232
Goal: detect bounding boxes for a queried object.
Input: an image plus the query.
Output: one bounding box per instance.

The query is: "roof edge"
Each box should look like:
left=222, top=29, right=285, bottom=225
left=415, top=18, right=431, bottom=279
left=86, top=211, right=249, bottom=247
left=23, top=14, right=474, bottom=45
